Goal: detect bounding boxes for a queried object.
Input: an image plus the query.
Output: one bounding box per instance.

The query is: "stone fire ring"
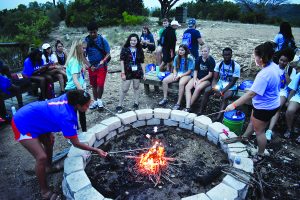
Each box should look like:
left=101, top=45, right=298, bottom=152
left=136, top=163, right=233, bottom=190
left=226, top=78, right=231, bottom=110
left=62, top=108, right=254, bottom=200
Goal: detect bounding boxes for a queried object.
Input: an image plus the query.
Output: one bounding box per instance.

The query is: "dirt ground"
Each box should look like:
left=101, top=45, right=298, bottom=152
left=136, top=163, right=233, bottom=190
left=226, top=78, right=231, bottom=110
left=1, top=18, right=300, bottom=199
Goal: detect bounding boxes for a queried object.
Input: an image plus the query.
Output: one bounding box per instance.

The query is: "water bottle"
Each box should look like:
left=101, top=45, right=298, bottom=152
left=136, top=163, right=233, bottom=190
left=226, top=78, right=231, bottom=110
left=11, top=106, right=16, bottom=115
left=234, top=156, right=241, bottom=165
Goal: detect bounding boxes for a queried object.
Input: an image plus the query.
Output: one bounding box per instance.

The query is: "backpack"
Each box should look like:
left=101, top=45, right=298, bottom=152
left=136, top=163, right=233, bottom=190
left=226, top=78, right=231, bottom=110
left=182, top=32, right=192, bottom=49
left=281, top=38, right=297, bottom=52
left=219, top=60, right=235, bottom=81
left=86, top=35, right=111, bottom=64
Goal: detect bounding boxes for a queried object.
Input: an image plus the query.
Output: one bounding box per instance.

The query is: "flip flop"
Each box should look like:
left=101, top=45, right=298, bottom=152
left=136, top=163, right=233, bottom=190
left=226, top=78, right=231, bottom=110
left=252, top=154, right=264, bottom=164
left=42, top=190, right=61, bottom=200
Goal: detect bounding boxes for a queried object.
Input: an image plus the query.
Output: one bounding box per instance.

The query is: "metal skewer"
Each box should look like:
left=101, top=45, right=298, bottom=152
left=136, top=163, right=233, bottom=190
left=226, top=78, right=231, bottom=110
left=91, top=147, right=150, bottom=156
left=203, top=110, right=226, bottom=117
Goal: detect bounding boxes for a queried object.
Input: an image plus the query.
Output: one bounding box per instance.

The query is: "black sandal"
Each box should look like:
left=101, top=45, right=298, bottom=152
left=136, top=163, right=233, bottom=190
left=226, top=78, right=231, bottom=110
left=252, top=154, right=264, bottom=164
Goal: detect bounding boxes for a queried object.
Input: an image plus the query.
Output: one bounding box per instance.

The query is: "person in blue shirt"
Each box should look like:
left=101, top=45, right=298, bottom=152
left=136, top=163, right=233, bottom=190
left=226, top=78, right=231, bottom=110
left=199, top=47, right=240, bottom=120
left=85, top=21, right=111, bottom=110
left=274, top=21, right=296, bottom=52
left=285, top=72, right=300, bottom=143
left=140, top=26, right=155, bottom=52
left=159, top=44, right=195, bottom=109
left=226, top=41, right=281, bottom=164
left=23, top=48, right=53, bottom=100
left=11, top=90, right=107, bottom=200
left=182, top=18, right=204, bottom=59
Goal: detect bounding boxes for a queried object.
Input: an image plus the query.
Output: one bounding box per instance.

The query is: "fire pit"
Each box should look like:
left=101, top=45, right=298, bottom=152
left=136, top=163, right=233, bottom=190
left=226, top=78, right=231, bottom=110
left=62, top=109, right=254, bottom=200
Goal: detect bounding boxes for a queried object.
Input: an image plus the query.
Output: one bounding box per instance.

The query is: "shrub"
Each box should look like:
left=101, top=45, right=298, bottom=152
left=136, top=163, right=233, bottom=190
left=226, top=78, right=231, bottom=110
left=122, top=11, right=146, bottom=26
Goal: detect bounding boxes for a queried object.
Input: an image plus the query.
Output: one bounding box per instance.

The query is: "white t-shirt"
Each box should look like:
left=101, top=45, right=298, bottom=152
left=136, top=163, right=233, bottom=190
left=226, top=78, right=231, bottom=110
left=42, top=53, right=58, bottom=65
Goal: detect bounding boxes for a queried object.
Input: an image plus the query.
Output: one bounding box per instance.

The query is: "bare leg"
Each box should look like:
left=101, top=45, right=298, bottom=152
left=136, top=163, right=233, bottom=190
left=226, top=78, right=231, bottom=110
left=285, top=101, right=300, bottom=131
left=185, top=79, right=194, bottom=109
left=199, top=86, right=213, bottom=114
left=252, top=114, right=269, bottom=155
left=243, top=111, right=255, bottom=138
left=268, top=96, right=286, bottom=131
left=132, top=79, right=141, bottom=105
left=156, top=46, right=162, bottom=66
left=190, top=81, right=210, bottom=106
left=217, top=90, right=234, bottom=120
left=176, top=76, right=191, bottom=105
left=162, top=73, right=175, bottom=99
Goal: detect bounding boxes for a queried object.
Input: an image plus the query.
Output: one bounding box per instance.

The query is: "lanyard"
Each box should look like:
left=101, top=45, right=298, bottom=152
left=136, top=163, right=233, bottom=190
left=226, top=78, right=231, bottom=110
left=221, top=61, right=232, bottom=81
left=130, top=49, right=136, bottom=65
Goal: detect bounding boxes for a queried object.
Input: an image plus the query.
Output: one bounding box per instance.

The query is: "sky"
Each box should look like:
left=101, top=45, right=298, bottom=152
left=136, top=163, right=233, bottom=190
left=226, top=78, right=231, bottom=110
left=0, top=0, right=299, bottom=10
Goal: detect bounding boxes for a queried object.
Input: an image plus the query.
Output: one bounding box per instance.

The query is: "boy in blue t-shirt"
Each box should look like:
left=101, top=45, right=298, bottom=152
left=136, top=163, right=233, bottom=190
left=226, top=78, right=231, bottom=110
left=199, top=47, right=240, bottom=120
left=182, top=18, right=204, bottom=59
left=11, top=90, right=107, bottom=199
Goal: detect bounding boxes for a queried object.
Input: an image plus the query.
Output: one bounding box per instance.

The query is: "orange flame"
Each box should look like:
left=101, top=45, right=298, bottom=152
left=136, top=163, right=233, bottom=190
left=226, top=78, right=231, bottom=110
left=138, top=142, right=167, bottom=175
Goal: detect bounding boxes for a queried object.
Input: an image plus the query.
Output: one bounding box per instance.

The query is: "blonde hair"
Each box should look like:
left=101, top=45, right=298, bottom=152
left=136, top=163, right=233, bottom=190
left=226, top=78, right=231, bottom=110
left=201, top=45, right=210, bottom=51
left=65, top=39, right=85, bottom=67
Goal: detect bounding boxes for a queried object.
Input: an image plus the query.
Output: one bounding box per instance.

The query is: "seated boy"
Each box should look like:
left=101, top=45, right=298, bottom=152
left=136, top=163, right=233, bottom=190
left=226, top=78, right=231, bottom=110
left=199, top=47, right=240, bottom=120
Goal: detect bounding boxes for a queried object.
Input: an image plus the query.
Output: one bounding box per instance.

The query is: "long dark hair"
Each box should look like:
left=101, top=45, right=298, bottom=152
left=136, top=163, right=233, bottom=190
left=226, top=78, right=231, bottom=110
left=28, top=48, right=43, bottom=66
left=124, top=33, right=142, bottom=49
left=43, top=47, right=52, bottom=63
left=175, top=44, right=190, bottom=71
left=55, top=40, right=64, bottom=50
left=254, top=41, right=276, bottom=65
left=142, top=26, right=151, bottom=35
left=279, top=22, right=294, bottom=40
left=67, top=90, right=91, bottom=106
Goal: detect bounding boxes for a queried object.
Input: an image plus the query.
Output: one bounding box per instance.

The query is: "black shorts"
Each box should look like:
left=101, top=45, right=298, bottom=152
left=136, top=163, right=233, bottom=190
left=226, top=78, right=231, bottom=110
left=162, top=48, right=174, bottom=63
left=253, top=107, right=279, bottom=122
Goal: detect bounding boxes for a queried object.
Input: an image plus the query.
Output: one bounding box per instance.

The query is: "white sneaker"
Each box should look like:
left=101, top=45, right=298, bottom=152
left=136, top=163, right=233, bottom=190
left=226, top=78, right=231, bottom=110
left=89, top=101, right=98, bottom=109
left=265, top=129, right=272, bottom=141
left=97, top=99, right=103, bottom=108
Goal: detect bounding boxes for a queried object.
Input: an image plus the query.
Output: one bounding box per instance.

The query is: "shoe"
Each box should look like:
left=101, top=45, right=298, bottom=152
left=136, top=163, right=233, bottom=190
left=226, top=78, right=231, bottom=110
left=283, top=130, right=291, bottom=139
left=183, top=108, right=191, bottom=112
left=158, top=99, right=168, bottom=106
left=252, top=154, right=265, bottom=164
left=89, top=101, right=98, bottom=109
left=116, top=106, right=123, bottom=113
left=97, top=99, right=104, bottom=108
left=133, top=103, right=139, bottom=109
left=265, top=129, right=272, bottom=141
left=172, top=104, right=180, bottom=110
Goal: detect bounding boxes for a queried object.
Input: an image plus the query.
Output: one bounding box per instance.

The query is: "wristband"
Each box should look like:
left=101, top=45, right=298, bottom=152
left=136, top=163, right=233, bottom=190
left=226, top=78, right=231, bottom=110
left=232, top=102, right=237, bottom=109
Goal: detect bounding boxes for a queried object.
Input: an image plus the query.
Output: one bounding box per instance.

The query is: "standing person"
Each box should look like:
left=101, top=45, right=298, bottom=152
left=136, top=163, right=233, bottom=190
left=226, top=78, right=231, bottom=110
left=159, top=44, right=194, bottom=109
left=140, top=26, right=155, bottom=52
left=156, top=18, right=169, bottom=66
left=65, top=39, right=88, bottom=132
left=265, top=48, right=296, bottom=140
left=182, top=18, right=204, bottom=59
left=225, top=41, right=281, bottom=163
left=42, top=43, right=66, bottom=95
left=22, top=48, right=52, bottom=100
left=199, top=47, right=240, bottom=120
left=54, top=40, right=68, bottom=70
left=184, top=45, right=215, bottom=112
left=274, top=21, right=297, bottom=52
left=159, top=20, right=180, bottom=72
left=11, top=90, right=107, bottom=200
left=85, top=21, right=111, bottom=109
left=284, top=72, right=300, bottom=143
left=116, top=33, right=145, bottom=113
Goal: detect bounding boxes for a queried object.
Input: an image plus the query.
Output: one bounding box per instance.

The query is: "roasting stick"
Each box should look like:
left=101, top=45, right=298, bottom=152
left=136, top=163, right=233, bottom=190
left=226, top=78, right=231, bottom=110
left=203, top=110, right=226, bottom=117
left=91, top=147, right=150, bottom=156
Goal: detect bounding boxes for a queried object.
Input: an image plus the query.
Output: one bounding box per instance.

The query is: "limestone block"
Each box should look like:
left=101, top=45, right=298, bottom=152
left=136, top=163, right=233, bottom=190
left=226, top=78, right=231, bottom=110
left=66, top=171, right=91, bottom=195
left=68, top=146, right=90, bottom=161
left=228, top=151, right=249, bottom=163
left=219, top=131, right=238, bottom=151
left=88, top=124, right=108, bottom=140
left=233, top=157, right=254, bottom=173
left=132, top=120, right=146, bottom=128
left=74, top=186, right=104, bottom=200
left=207, top=131, right=219, bottom=145
left=194, top=115, right=212, bottom=131
left=78, top=132, right=96, bottom=147
left=135, top=109, right=153, bottom=120
left=184, top=113, right=197, bottom=124
left=93, top=139, right=104, bottom=148
left=206, top=183, right=238, bottom=200
left=100, top=117, right=121, bottom=132
left=154, top=108, right=172, bottom=119
left=164, top=119, right=179, bottom=127
left=106, top=131, right=117, bottom=141
left=116, top=111, right=137, bottom=125
left=208, top=122, right=229, bottom=140
left=222, top=175, right=248, bottom=199
left=227, top=142, right=247, bottom=154
left=147, top=118, right=161, bottom=125
left=179, top=122, right=193, bottom=130
left=194, top=126, right=207, bottom=137
left=170, top=110, right=189, bottom=122
left=64, top=156, right=84, bottom=176
left=181, top=193, right=211, bottom=200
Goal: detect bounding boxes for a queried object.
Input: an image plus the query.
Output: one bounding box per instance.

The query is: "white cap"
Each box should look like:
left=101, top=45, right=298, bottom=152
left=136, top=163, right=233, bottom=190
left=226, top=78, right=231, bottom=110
left=42, top=43, right=51, bottom=50
left=171, top=20, right=181, bottom=27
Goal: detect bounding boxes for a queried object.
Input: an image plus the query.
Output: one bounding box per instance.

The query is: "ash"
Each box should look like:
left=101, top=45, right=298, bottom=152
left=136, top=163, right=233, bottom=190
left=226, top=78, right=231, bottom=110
left=85, top=126, right=228, bottom=200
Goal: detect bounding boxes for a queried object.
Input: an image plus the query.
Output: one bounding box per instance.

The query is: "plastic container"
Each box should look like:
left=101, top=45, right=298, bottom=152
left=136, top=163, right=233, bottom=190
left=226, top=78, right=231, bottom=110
left=238, top=80, right=254, bottom=91
left=223, top=110, right=245, bottom=136
left=11, top=106, right=16, bottom=115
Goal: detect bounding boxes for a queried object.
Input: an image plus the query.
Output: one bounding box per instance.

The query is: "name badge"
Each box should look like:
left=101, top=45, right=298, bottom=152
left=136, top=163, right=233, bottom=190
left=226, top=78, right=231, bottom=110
left=132, top=65, right=138, bottom=71
left=17, top=73, right=23, bottom=79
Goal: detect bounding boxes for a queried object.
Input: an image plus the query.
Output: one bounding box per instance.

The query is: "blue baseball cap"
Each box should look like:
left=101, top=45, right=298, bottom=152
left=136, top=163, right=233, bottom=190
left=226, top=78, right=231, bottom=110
left=188, top=18, right=196, bottom=28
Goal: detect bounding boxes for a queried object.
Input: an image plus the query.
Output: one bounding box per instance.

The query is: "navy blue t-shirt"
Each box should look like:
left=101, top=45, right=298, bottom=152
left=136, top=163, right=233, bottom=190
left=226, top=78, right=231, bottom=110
left=182, top=28, right=201, bottom=59
left=195, top=56, right=215, bottom=80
